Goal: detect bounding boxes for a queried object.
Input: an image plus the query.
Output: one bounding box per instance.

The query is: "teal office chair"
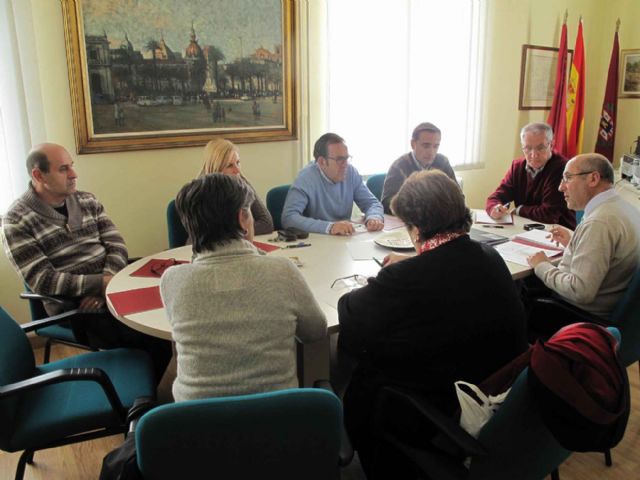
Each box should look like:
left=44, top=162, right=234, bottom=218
left=135, top=387, right=349, bottom=480
left=376, top=368, right=571, bottom=480
left=0, top=306, right=156, bottom=480
left=366, top=173, right=386, bottom=201
left=166, top=199, right=188, bottom=248
left=532, top=267, right=640, bottom=372
left=20, top=287, right=95, bottom=363
left=531, top=269, right=640, bottom=469
left=19, top=252, right=144, bottom=364
left=266, top=184, right=291, bottom=231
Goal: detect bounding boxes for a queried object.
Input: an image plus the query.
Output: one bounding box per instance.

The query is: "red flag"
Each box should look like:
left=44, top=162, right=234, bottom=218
left=595, top=28, right=619, bottom=162
left=547, top=20, right=569, bottom=157
left=566, top=19, right=585, bottom=158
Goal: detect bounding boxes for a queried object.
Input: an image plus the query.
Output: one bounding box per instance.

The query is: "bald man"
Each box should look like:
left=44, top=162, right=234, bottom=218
left=526, top=153, right=640, bottom=334
left=1, top=143, right=170, bottom=381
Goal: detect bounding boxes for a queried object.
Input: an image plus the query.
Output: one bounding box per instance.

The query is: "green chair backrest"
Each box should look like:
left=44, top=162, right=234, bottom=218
left=471, top=369, right=571, bottom=480
left=266, top=184, right=291, bottom=231
left=366, top=173, right=386, bottom=201
left=136, top=388, right=342, bottom=480
left=0, top=307, right=36, bottom=449
left=167, top=199, right=188, bottom=249
left=610, top=267, right=640, bottom=367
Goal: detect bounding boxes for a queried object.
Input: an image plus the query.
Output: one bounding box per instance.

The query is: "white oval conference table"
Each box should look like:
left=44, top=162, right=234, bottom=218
left=106, top=212, right=548, bottom=385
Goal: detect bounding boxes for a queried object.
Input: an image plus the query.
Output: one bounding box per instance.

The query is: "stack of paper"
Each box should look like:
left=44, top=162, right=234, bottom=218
left=495, top=241, right=563, bottom=267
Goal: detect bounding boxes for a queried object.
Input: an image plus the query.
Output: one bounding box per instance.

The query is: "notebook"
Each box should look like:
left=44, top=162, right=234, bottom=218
left=475, top=210, right=514, bottom=225
left=512, top=229, right=564, bottom=251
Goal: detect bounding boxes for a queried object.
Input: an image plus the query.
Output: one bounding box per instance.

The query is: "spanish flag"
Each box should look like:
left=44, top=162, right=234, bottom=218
left=566, top=19, right=585, bottom=158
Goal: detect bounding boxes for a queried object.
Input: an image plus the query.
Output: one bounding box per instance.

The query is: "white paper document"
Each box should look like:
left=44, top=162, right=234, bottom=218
left=346, top=239, right=389, bottom=261
left=495, top=241, right=562, bottom=267
left=474, top=210, right=513, bottom=225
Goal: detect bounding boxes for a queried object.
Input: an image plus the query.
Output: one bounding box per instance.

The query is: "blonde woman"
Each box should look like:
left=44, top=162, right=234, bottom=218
left=199, top=138, right=274, bottom=234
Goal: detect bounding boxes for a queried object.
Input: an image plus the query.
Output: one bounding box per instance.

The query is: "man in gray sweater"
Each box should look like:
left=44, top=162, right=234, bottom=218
left=527, top=153, right=640, bottom=321
left=381, top=122, right=456, bottom=213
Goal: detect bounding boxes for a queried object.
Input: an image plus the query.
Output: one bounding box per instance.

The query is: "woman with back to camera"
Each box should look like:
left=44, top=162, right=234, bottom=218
left=199, top=137, right=274, bottom=234
left=337, top=170, right=528, bottom=477
left=160, top=173, right=327, bottom=401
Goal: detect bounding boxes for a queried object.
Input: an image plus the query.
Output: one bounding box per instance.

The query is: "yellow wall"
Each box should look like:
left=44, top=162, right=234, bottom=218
left=461, top=0, right=640, bottom=206
left=2, top=0, right=639, bottom=323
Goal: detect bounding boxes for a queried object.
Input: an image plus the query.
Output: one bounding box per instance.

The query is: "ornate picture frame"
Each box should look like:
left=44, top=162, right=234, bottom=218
left=61, top=0, right=297, bottom=154
left=619, top=49, right=640, bottom=98
left=518, top=44, right=573, bottom=110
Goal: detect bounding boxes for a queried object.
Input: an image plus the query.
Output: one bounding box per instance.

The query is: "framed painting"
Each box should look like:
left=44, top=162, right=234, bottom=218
left=619, top=49, right=640, bottom=98
left=518, top=44, right=573, bottom=110
left=61, top=0, right=297, bottom=154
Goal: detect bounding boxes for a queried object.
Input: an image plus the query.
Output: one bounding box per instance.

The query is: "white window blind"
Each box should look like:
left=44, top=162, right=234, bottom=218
left=327, top=0, right=485, bottom=175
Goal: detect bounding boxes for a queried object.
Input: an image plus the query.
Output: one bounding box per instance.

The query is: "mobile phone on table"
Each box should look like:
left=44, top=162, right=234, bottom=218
left=523, top=223, right=545, bottom=231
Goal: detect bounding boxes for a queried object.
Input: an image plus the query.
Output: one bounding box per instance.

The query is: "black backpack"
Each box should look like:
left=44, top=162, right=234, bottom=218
left=99, top=397, right=155, bottom=480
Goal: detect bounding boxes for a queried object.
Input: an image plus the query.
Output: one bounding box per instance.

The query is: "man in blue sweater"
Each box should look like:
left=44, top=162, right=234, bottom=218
left=281, top=133, right=384, bottom=235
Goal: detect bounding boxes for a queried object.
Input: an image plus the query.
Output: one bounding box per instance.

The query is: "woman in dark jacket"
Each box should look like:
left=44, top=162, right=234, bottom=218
left=338, top=170, right=528, bottom=478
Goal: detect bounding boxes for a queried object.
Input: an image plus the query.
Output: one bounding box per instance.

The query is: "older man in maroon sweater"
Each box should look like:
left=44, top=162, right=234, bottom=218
left=486, top=122, right=576, bottom=229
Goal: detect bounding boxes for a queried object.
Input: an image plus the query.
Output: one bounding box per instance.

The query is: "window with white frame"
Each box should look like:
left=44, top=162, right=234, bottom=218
left=0, top=0, right=31, bottom=214
left=327, top=0, right=485, bottom=175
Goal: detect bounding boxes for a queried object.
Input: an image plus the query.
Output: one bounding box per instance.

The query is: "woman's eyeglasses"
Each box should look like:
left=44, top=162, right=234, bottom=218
left=150, top=258, right=178, bottom=276
left=331, top=274, right=368, bottom=290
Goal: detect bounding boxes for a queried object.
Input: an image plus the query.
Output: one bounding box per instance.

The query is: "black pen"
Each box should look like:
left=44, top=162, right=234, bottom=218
left=482, top=225, right=504, bottom=229
left=283, top=242, right=311, bottom=249
left=373, top=257, right=384, bottom=267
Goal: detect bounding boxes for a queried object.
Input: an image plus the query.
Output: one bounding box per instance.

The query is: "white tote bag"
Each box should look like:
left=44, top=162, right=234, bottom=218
left=455, top=381, right=511, bottom=438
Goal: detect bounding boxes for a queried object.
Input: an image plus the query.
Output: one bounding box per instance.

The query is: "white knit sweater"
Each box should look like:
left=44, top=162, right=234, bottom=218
left=160, top=239, right=327, bottom=401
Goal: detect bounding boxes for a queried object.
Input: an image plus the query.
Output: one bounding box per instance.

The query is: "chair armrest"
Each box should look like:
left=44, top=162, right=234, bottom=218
left=313, top=379, right=355, bottom=466
left=534, top=297, right=607, bottom=326
left=0, top=367, right=127, bottom=420
left=20, top=291, right=76, bottom=309
left=126, top=396, right=156, bottom=434
left=19, top=309, right=81, bottom=333
left=376, top=386, right=487, bottom=458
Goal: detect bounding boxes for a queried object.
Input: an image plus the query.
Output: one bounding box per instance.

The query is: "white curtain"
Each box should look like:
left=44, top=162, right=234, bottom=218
left=326, top=0, right=485, bottom=175
left=0, top=0, right=32, bottom=214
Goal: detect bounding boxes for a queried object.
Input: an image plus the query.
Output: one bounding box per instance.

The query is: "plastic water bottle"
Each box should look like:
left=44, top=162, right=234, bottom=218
left=633, top=158, right=640, bottom=187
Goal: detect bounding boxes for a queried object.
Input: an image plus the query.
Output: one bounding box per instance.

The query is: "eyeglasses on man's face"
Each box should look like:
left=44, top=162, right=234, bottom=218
left=521, top=143, right=551, bottom=154
left=326, top=155, right=352, bottom=165
left=330, top=274, right=368, bottom=290
left=561, top=171, right=595, bottom=183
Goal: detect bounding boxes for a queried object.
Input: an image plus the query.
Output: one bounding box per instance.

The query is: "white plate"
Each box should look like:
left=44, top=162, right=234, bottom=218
left=374, top=230, right=414, bottom=250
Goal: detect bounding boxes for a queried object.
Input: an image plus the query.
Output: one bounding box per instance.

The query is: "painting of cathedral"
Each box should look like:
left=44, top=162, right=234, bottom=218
left=62, top=0, right=296, bottom=153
